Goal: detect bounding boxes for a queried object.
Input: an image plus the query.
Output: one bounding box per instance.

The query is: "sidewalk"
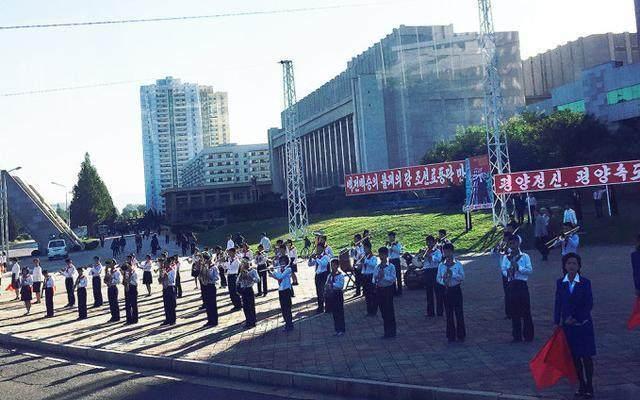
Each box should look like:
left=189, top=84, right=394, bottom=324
left=1, top=245, right=639, bottom=399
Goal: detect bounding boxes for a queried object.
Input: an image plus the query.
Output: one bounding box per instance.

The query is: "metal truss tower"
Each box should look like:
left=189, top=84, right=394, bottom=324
left=478, top=0, right=511, bottom=226
left=279, top=60, right=309, bottom=239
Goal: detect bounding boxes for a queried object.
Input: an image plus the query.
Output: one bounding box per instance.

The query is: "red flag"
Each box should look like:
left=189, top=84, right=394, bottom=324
left=628, top=297, right=640, bottom=331
left=529, top=327, right=578, bottom=389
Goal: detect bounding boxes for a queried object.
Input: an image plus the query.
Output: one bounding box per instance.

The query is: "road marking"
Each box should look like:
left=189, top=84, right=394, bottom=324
left=77, top=362, right=106, bottom=369
left=44, top=356, right=68, bottom=363
left=154, top=374, right=181, bottom=381
left=23, top=352, right=42, bottom=357
left=115, top=369, right=137, bottom=374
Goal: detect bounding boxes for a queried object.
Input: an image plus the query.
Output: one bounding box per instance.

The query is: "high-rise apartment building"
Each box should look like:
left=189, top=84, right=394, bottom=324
left=200, top=87, right=230, bottom=147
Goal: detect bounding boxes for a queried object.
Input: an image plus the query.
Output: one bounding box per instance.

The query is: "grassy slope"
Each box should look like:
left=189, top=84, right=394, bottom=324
left=199, top=207, right=501, bottom=254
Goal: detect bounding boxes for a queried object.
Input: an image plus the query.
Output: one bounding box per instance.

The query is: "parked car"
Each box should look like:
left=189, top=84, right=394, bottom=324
left=47, top=239, right=68, bottom=260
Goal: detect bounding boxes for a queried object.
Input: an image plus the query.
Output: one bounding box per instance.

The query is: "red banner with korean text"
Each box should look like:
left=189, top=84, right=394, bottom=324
left=493, top=160, right=640, bottom=195
left=344, top=160, right=468, bottom=196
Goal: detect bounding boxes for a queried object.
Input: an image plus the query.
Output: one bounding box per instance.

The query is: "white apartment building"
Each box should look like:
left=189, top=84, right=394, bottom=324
left=181, top=143, right=270, bottom=188
left=141, top=77, right=231, bottom=212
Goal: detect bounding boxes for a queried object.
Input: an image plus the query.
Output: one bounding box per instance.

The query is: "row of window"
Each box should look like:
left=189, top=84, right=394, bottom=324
left=607, top=83, right=640, bottom=105
left=557, top=100, right=586, bottom=113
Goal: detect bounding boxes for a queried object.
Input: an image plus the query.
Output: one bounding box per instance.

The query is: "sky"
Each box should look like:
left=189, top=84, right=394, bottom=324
left=0, top=0, right=636, bottom=209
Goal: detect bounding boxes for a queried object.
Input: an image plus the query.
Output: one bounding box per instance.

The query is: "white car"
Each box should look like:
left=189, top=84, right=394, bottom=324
left=47, top=239, right=68, bottom=260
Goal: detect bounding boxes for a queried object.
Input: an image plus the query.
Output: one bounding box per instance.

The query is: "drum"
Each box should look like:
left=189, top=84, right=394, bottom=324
left=339, top=250, right=353, bottom=272
left=404, top=267, right=426, bottom=290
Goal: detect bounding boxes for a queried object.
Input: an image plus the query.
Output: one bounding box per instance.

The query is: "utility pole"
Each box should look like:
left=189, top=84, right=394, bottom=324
left=279, top=60, right=308, bottom=239
left=478, top=0, right=511, bottom=226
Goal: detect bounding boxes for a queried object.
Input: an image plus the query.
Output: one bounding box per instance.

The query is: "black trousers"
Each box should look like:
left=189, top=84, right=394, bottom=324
left=363, top=274, right=377, bottom=316
left=92, top=276, right=103, bottom=307
left=376, top=285, right=396, bottom=337
left=535, top=236, right=550, bottom=260
left=278, top=289, right=293, bottom=329
left=425, top=269, right=443, bottom=316
left=203, top=284, right=218, bottom=325
left=330, top=291, right=345, bottom=333
left=162, top=286, right=177, bottom=324
left=200, top=284, right=206, bottom=307
left=125, top=285, right=139, bottom=323
left=507, top=280, right=534, bottom=341
left=314, top=271, right=329, bottom=311
left=227, top=274, right=242, bottom=308
left=502, top=276, right=510, bottom=318
left=594, top=199, right=603, bottom=217
left=219, top=267, right=227, bottom=287
left=443, top=285, right=466, bottom=341
left=77, top=287, right=87, bottom=319
left=390, top=258, right=402, bottom=295
left=108, top=286, right=120, bottom=321
left=257, top=268, right=268, bottom=295
left=239, top=286, right=257, bottom=326
left=354, top=268, right=363, bottom=295
left=175, top=272, right=183, bottom=298
left=45, top=287, right=54, bottom=317
left=65, top=277, right=75, bottom=306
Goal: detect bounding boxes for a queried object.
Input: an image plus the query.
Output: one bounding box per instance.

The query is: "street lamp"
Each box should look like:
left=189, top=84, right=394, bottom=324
left=51, top=181, right=71, bottom=227
left=0, top=166, right=22, bottom=258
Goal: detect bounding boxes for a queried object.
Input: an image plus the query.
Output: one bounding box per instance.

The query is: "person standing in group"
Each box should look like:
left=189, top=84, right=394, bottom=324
left=325, top=259, right=345, bottom=336
left=237, top=259, right=260, bottom=329
left=123, top=263, right=139, bottom=325
left=19, top=267, right=33, bottom=315
left=563, top=204, right=578, bottom=226
left=422, top=235, right=443, bottom=317
left=437, top=243, right=466, bottom=343
left=89, top=256, right=104, bottom=307
left=214, top=247, right=227, bottom=288
left=515, top=194, right=526, bottom=225
left=225, top=247, right=243, bottom=310
left=10, top=257, right=21, bottom=300
left=437, top=229, right=451, bottom=250
left=285, top=240, right=299, bottom=286
left=269, top=255, right=294, bottom=332
left=361, top=242, right=379, bottom=316
left=592, top=188, right=606, bottom=218
left=135, top=232, right=143, bottom=254
left=173, top=255, right=183, bottom=298
left=560, top=222, right=580, bottom=256
left=308, top=242, right=331, bottom=313
left=502, top=235, right=534, bottom=342
left=534, top=208, right=550, bottom=261
left=259, top=233, right=271, bottom=255
left=62, top=258, right=77, bottom=308
left=75, top=267, right=88, bottom=320
left=570, top=190, right=583, bottom=224
left=42, top=270, right=55, bottom=318
left=159, top=260, right=177, bottom=326
left=99, top=234, right=105, bottom=249
left=554, top=253, right=596, bottom=399
left=105, top=261, right=121, bottom=322
left=386, top=232, right=403, bottom=296
left=255, top=244, right=269, bottom=297
left=142, top=255, right=154, bottom=296
left=633, top=234, right=640, bottom=297
left=119, top=235, right=126, bottom=254
left=111, top=238, right=120, bottom=258
left=31, top=258, right=44, bottom=304
left=151, top=234, right=160, bottom=256
left=373, top=247, right=396, bottom=338
left=202, top=253, right=219, bottom=327
left=350, top=234, right=365, bottom=297
left=527, top=194, right=537, bottom=224
left=226, top=234, right=235, bottom=251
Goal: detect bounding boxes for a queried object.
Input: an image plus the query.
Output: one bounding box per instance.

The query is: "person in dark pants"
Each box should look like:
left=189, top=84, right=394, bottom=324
left=62, top=258, right=76, bottom=308
left=386, top=232, right=403, bottom=296
left=105, top=263, right=121, bottom=322
left=75, top=268, right=88, bottom=320
left=555, top=253, right=596, bottom=399
left=350, top=234, right=365, bottom=297
left=270, top=255, right=294, bottom=332
left=225, top=248, right=243, bottom=309
left=237, top=260, right=260, bottom=329
left=437, top=243, right=466, bottom=342
left=255, top=245, right=269, bottom=297
left=308, top=243, right=330, bottom=313
left=325, top=259, right=346, bottom=336
left=373, top=247, right=396, bottom=339
left=422, top=235, right=444, bottom=317
left=123, top=264, right=139, bottom=324
left=42, top=270, right=55, bottom=318
left=160, top=261, right=177, bottom=326
left=501, top=235, right=534, bottom=342
left=534, top=209, right=550, bottom=261
left=89, top=256, right=104, bottom=307
left=361, top=243, right=379, bottom=316
left=214, top=247, right=227, bottom=288
left=202, top=256, right=219, bottom=327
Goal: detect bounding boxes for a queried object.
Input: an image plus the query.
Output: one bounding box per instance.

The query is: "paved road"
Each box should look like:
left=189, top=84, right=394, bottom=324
left=0, top=346, right=356, bottom=400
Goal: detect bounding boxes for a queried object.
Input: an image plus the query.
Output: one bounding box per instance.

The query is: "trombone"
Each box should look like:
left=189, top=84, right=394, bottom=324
left=546, top=225, right=580, bottom=249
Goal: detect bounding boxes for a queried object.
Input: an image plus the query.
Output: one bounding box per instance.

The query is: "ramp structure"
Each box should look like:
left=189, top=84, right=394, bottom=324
left=1, top=171, right=82, bottom=254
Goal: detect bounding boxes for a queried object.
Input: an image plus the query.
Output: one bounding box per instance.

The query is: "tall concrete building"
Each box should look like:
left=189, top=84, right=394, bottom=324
left=268, top=25, right=525, bottom=195
left=636, top=0, right=640, bottom=45
left=522, top=33, right=639, bottom=103
left=200, top=87, right=230, bottom=147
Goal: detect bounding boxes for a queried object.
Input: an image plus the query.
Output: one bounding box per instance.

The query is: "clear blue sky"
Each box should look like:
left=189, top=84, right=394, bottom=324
left=0, top=0, right=635, bottom=209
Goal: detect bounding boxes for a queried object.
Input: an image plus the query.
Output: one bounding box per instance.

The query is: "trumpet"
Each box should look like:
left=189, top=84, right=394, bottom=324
left=546, top=226, right=580, bottom=248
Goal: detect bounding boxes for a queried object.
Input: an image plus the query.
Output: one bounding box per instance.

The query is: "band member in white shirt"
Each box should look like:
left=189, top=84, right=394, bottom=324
left=225, top=248, right=243, bottom=310
left=238, top=259, right=260, bottom=329
left=62, top=258, right=77, bottom=308
left=560, top=222, right=580, bottom=256
left=373, top=247, right=396, bottom=338
left=437, top=243, right=466, bottom=342
left=387, top=232, right=403, bottom=296
left=325, top=259, right=345, bottom=336
left=501, top=235, right=534, bottom=342
left=226, top=234, right=235, bottom=251
left=142, top=255, right=154, bottom=296
left=89, top=256, right=104, bottom=307
left=308, top=243, right=331, bottom=313
left=202, top=253, right=220, bottom=327
left=286, top=240, right=299, bottom=286
left=123, top=263, right=139, bottom=324
left=19, top=267, right=33, bottom=315
left=269, top=255, right=294, bottom=332
left=160, top=260, right=177, bottom=326
left=255, top=244, right=269, bottom=297
left=31, top=258, right=44, bottom=305
left=75, top=267, right=88, bottom=320
left=563, top=204, right=578, bottom=226
left=422, top=235, right=443, bottom=317
left=42, top=270, right=55, bottom=318
left=259, top=233, right=271, bottom=254
left=350, top=234, right=365, bottom=297
left=361, top=242, right=379, bottom=316
left=105, top=261, right=121, bottom=322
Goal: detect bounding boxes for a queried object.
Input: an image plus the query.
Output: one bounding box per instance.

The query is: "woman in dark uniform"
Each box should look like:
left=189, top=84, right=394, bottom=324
left=554, top=253, right=595, bottom=399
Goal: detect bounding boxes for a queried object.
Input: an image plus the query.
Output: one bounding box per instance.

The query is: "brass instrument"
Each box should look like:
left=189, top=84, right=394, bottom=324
left=442, top=257, right=453, bottom=287
left=506, top=252, right=522, bottom=282
left=545, top=225, right=580, bottom=249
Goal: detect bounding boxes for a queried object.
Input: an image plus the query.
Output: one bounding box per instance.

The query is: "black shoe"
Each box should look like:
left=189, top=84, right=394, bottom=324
left=160, top=321, right=169, bottom=326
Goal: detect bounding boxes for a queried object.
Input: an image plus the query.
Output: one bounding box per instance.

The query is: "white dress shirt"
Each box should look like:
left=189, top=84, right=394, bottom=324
left=563, top=273, right=581, bottom=294
left=561, top=234, right=580, bottom=256
left=129, top=270, right=138, bottom=286
left=226, top=239, right=235, bottom=250
left=259, top=237, right=271, bottom=252
left=63, top=264, right=77, bottom=279
left=563, top=209, right=578, bottom=225
left=362, top=255, right=379, bottom=275
left=142, top=261, right=153, bottom=272
left=500, top=252, right=533, bottom=282
left=422, top=248, right=443, bottom=269
left=227, top=257, right=240, bottom=274
left=32, top=266, right=43, bottom=282
left=436, top=260, right=465, bottom=287
left=90, top=263, right=103, bottom=278
left=77, top=276, right=88, bottom=288
left=45, top=276, right=55, bottom=289
left=11, top=262, right=21, bottom=276
left=110, top=270, right=122, bottom=286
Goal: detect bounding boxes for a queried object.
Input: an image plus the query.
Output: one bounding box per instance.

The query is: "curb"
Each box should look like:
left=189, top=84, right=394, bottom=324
left=0, top=333, right=548, bottom=400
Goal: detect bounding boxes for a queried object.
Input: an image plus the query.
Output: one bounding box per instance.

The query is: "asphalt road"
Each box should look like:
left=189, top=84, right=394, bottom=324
left=0, top=346, right=352, bottom=400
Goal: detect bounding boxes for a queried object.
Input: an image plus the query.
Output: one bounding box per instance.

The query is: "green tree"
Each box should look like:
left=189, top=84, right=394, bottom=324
left=69, top=153, right=118, bottom=232
left=121, top=204, right=146, bottom=220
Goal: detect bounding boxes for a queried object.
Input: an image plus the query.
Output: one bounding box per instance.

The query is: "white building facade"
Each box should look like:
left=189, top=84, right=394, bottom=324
left=200, top=87, right=230, bottom=147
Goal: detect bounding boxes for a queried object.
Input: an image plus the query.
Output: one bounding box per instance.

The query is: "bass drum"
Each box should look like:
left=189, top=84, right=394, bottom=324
left=339, top=251, right=353, bottom=273
left=404, top=267, right=425, bottom=290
